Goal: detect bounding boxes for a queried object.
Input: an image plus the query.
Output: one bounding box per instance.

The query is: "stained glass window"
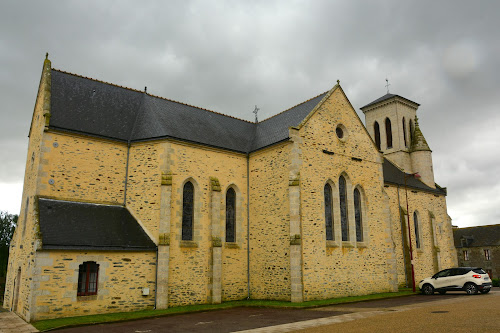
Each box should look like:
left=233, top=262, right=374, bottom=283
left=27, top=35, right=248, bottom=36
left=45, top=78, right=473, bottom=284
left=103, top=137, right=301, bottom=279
left=182, top=181, right=194, bottom=241
left=354, top=188, right=363, bottom=242
left=414, top=212, right=421, bottom=248
left=324, top=183, right=334, bottom=240
left=226, top=188, right=236, bottom=242
left=339, top=176, right=349, bottom=241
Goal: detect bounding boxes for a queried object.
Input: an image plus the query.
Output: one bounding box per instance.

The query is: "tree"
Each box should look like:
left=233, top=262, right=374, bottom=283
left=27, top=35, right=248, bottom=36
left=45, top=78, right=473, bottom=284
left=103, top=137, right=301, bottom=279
left=0, top=211, right=17, bottom=277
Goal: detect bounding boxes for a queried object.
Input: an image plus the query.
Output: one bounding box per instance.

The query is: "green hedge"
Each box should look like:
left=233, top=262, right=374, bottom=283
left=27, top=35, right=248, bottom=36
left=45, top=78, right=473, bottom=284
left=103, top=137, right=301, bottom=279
left=492, top=278, right=499, bottom=287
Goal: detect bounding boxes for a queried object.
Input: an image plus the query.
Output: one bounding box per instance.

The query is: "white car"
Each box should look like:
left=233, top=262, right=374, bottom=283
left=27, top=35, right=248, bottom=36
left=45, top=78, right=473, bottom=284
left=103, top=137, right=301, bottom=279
left=419, top=267, right=492, bottom=295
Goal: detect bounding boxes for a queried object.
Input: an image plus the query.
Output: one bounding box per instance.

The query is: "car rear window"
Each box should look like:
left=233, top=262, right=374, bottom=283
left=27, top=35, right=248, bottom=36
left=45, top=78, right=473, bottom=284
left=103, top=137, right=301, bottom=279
left=472, top=268, right=486, bottom=274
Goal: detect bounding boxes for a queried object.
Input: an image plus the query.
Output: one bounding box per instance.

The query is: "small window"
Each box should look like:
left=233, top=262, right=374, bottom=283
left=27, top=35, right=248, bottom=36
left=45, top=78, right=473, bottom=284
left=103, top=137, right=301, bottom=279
left=226, top=188, right=236, bottom=243
left=402, top=117, right=408, bottom=147
left=182, top=181, right=194, bottom=241
left=484, top=249, right=491, bottom=261
left=385, top=118, right=393, bottom=149
left=413, top=211, right=421, bottom=249
left=354, top=188, right=363, bottom=242
left=324, top=183, right=334, bottom=241
left=339, top=176, right=349, bottom=241
left=463, top=250, right=469, bottom=261
left=78, top=261, right=99, bottom=296
left=374, top=121, right=381, bottom=150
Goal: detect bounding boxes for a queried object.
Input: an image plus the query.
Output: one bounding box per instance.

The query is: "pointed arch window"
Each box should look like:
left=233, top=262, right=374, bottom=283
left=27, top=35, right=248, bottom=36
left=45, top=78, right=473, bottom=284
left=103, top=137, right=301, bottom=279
left=354, top=188, right=363, bottom=242
left=226, top=188, right=236, bottom=242
left=374, top=121, right=381, bottom=150
left=410, top=119, right=415, bottom=143
left=385, top=118, right=393, bottom=149
left=413, top=211, right=421, bottom=248
left=402, top=117, right=408, bottom=147
left=182, top=181, right=194, bottom=241
left=339, top=176, right=349, bottom=241
left=324, top=183, right=334, bottom=241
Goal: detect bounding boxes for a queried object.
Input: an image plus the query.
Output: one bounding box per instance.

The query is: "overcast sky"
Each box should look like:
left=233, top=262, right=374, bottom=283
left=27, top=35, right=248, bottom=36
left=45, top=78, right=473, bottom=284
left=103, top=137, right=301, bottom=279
left=1, top=0, right=499, bottom=228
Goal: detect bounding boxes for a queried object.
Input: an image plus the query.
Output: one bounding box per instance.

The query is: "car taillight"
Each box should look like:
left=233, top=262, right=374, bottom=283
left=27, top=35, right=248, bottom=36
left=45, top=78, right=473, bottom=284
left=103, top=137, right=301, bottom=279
left=472, top=274, right=481, bottom=278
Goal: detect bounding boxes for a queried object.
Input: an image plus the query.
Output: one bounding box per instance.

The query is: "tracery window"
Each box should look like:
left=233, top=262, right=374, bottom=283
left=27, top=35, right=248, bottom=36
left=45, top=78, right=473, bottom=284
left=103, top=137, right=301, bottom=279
left=374, top=121, right=381, bottom=150
left=402, top=117, right=408, bottom=147
left=414, top=211, right=421, bottom=248
left=182, top=181, right=194, bottom=241
left=77, top=261, right=99, bottom=296
left=226, top=188, right=236, bottom=242
left=354, top=188, right=363, bottom=242
left=385, top=118, right=393, bottom=149
left=324, top=183, right=334, bottom=241
left=339, top=176, right=349, bottom=241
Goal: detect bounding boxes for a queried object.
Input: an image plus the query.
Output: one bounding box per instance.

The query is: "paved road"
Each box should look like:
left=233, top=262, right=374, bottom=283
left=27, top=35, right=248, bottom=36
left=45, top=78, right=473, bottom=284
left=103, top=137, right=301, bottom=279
left=53, top=290, right=500, bottom=333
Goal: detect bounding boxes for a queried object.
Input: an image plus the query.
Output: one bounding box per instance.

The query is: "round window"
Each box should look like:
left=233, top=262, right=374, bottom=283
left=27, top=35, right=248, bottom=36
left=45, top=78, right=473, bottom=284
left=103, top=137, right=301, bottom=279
left=336, top=127, right=344, bottom=139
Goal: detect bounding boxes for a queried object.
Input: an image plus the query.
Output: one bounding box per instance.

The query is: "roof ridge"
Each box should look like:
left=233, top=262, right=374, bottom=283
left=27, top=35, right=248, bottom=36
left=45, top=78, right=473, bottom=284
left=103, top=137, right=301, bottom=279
left=52, top=68, right=254, bottom=124
left=258, top=90, right=329, bottom=123
left=456, top=224, right=500, bottom=229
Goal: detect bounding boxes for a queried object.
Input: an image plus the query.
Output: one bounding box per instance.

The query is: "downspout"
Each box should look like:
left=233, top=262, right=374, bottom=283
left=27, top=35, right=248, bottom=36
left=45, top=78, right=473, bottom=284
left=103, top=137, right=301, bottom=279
left=154, top=246, right=158, bottom=309
left=123, top=141, right=131, bottom=206
left=397, top=184, right=409, bottom=288
left=246, top=152, right=251, bottom=299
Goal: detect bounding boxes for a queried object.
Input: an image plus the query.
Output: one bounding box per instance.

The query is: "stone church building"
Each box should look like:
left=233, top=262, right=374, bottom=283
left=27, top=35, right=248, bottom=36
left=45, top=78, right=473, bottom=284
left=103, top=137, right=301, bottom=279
left=4, top=56, right=457, bottom=321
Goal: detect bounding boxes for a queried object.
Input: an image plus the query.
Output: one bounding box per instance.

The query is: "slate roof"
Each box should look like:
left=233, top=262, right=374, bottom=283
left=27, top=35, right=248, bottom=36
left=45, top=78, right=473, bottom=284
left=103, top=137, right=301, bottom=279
left=38, top=198, right=156, bottom=251
left=361, top=93, right=420, bottom=110
left=453, top=225, right=500, bottom=248
left=50, top=69, right=327, bottom=153
left=382, top=158, right=446, bottom=195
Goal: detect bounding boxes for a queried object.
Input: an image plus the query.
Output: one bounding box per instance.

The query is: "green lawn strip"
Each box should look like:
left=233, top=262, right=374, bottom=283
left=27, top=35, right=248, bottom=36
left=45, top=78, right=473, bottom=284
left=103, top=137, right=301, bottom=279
left=33, top=289, right=415, bottom=331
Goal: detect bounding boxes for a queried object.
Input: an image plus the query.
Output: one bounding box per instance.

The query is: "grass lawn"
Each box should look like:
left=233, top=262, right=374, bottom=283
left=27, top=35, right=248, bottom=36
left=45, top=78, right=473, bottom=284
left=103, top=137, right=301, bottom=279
left=33, top=289, right=415, bottom=331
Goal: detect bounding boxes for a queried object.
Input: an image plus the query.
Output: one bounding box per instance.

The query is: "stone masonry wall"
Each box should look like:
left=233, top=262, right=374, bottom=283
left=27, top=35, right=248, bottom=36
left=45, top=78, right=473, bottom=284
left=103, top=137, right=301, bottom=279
left=138, top=141, right=249, bottom=306
left=385, top=185, right=457, bottom=287
left=298, top=87, right=397, bottom=300
left=249, top=143, right=291, bottom=300
left=37, top=133, right=128, bottom=204
left=31, top=250, right=156, bottom=320
left=4, top=59, right=52, bottom=321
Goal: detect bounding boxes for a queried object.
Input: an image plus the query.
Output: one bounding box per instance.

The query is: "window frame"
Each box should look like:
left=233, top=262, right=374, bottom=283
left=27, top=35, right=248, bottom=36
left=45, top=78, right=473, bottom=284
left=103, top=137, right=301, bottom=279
left=77, top=261, right=99, bottom=296
left=354, top=187, right=363, bottom=242
left=339, top=175, right=349, bottom=242
left=225, top=187, right=236, bottom=243
left=182, top=181, right=194, bottom=241
left=484, top=249, right=491, bottom=261
left=463, top=250, right=469, bottom=261
left=324, top=183, right=334, bottom=241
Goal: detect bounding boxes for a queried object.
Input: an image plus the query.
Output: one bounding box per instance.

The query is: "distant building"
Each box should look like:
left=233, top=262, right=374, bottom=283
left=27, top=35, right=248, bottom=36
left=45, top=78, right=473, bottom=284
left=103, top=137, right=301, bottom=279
left=454, top=225, right=500, bottom=279
left=4, top=55, right=457, bottom=321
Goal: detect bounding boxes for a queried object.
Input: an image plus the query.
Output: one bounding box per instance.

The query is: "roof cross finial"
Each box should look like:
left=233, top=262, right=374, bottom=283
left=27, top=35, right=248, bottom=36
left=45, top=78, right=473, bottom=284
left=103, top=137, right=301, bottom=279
left=385, top=78, right=390, bottom=94
left=45, top=52, right=49, bottom=59
left=253, top=105, right=260, bottom=123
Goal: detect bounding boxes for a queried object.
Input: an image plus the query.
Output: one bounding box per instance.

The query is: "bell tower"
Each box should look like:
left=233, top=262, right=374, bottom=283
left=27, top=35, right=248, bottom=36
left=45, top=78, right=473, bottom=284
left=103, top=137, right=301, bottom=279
left=361, top=92, right=435, bottom=188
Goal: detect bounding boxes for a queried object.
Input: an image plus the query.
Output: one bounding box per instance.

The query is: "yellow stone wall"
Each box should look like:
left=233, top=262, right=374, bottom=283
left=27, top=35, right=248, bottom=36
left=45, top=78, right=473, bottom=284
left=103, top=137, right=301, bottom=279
left=125, top=140, right=249, bottom=305
left=249, top=143, right=291, bottom=300
left=36, top=133, right=128, bottom=204
left=385, top=185, right=457, bottom=286
left=3, top=60, right=52, bottom=321
left=31, top=250, right=156, bottom=320
left=297, top=88, right=397, bottom=300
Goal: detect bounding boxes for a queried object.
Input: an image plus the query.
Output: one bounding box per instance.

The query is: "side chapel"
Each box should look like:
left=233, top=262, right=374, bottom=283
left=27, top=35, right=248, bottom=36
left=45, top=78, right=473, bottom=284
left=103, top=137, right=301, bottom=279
left=4, top=56, right=457, bottom=321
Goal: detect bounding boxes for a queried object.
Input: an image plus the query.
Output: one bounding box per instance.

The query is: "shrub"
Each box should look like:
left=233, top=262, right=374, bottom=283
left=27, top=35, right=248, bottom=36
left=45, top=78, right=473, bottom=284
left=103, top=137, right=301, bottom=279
left=492, top=278, right=499, bottom=287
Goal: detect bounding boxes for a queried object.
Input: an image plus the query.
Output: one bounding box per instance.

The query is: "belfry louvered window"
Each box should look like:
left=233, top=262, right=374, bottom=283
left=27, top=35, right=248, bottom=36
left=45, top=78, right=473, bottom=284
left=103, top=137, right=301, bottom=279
left=339, top=176, right=349, bottom=241
left=385, top=118, right=393, bottom=149
left=354, top=188, right=363, bottom=242
left=374, top=121, right=381, bottom=150
left=226, top=188, right=236, bottom=242
left=324, top=183, right=334, bottom=241
left=182, top=181, right=194, bottom=241
left=77, top=261, right=99, bottom=296
left=402, top=117, right=408, bottom=147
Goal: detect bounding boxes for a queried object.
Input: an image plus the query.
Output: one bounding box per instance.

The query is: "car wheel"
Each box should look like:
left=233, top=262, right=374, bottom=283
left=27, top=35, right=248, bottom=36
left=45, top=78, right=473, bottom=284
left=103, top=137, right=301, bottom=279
left=464, top=283, right=478, bottom=295
left=438, top=290, right=446, bottom=295
left=422, top=284, right=434, bottom=295
left=480, top=289, right=490, bottom=294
